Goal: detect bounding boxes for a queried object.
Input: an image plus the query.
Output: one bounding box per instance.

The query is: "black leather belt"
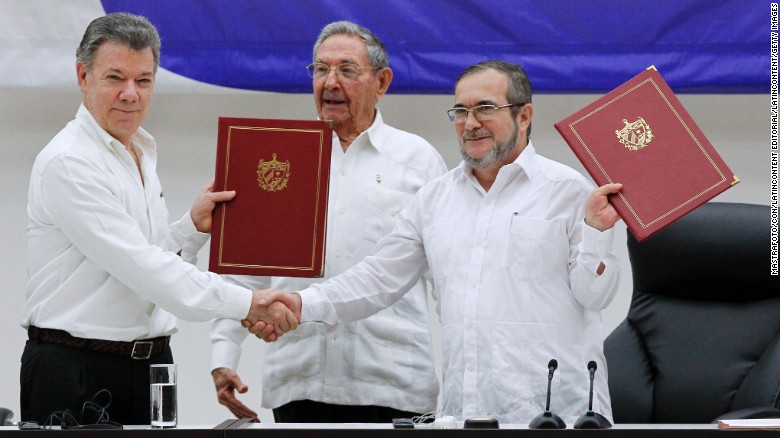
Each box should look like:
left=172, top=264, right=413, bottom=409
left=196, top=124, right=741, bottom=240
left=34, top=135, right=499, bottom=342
left=28, top=326, right=169, bottom=360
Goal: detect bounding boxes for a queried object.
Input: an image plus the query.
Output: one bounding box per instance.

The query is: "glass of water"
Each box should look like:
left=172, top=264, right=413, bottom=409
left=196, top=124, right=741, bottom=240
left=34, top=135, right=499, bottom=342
left=149, top=364, right=177, bottom=428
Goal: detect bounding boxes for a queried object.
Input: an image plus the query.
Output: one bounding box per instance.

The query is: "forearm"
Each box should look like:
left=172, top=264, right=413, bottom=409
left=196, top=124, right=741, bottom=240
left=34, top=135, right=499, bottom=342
left=569, top=223, right=621, bottom=310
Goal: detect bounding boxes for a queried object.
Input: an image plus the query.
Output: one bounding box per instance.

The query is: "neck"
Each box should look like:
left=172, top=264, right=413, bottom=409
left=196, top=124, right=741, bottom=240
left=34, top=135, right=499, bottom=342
left=335, top=126, right=367, bottom=152
left=473, top=165, right=501, bottom=191
left=333, top=111, right=375, bottom=151
left=125, top=143, right=145, bottom=186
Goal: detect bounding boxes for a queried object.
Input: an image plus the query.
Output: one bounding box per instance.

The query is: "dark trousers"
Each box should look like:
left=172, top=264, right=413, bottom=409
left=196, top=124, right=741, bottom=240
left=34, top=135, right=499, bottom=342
left=273, top=399, right=421, bottom=423
left=20, top=339, right=174, bottom=426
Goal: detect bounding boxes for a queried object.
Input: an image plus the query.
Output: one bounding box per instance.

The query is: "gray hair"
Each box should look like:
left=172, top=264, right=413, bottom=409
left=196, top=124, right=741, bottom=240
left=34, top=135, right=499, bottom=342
left=457, top=60, right=533, bottom=137
left=76, top=12, right=161, bottom=71
left=312, top=21, right=388, bottom=69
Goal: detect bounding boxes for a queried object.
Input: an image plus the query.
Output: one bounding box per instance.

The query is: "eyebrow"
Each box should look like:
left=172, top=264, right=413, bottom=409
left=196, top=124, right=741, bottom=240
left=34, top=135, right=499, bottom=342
left=104, top=68, right=154, bottom=77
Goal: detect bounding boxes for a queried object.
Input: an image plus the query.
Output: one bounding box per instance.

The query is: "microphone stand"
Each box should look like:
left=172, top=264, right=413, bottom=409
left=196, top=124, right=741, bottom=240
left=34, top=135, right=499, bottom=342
left=529, top=359, right=566, bottom=429
left=574, top=361, right=612, bottom=429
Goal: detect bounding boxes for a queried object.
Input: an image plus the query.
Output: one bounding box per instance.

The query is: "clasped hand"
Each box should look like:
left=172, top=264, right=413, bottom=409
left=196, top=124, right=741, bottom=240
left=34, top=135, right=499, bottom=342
left=242, top=289, right=301, bottom=342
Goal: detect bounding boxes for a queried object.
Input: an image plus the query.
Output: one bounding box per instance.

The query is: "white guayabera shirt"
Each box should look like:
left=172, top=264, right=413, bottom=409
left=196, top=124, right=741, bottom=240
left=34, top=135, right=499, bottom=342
left=300, top=142, right=620, bottom=425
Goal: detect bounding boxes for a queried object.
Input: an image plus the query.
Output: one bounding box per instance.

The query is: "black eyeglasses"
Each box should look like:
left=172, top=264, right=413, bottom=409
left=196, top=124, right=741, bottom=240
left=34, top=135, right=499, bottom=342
left=446, top=103, right=525, bottom=123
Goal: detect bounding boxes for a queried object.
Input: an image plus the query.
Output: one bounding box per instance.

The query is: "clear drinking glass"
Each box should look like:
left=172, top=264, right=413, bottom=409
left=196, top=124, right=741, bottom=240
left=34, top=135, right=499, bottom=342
left=149, top=364, right=177, bottom=428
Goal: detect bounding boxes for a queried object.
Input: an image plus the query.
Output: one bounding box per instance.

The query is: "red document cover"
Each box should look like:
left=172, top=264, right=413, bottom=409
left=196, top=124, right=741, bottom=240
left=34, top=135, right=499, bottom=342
left=209, top=117, right=332, bottom=276
left=555, top=67, right=738, bottom=242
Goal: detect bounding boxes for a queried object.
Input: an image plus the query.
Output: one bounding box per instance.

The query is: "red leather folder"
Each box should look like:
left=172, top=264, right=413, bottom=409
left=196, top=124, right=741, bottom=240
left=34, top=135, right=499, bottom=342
left=209, top=117, right=332, bottom=276
left=555, top=67, right=738, bottom=242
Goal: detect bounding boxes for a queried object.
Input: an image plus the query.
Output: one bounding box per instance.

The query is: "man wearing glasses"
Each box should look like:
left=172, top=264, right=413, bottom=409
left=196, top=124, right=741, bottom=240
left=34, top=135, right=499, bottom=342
left=251, top=60, right=624, bottom=424
left=210, top=21, right=445, bottom=423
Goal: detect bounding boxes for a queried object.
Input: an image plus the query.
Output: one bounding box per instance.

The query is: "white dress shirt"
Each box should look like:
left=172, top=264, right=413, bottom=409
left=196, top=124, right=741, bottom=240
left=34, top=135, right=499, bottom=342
left=299, top=142, right=620, bottom=424
left=211, top=111, right=447, bottom=413
left=22, top=104, right=251, bottom=341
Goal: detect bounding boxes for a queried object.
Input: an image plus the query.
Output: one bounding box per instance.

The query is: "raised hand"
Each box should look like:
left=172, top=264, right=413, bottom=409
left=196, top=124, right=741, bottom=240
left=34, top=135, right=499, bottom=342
left=211, top=367, right=258, bottom=421
left=584, top=183, right=623, bottom=232
left=190, top=180, right=236, bottom=233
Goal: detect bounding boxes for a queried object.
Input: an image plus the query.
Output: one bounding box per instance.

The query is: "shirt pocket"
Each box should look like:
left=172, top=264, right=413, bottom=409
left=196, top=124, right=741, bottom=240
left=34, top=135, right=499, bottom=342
left=262, top=323, right=323, bottom=391
left=348, top=317, right=422, bottom=389
left=502, top=217, right=562, bottom=280
left=362, top=186, right=412, bottom=243
left=486, top=321, right=559, bottom=416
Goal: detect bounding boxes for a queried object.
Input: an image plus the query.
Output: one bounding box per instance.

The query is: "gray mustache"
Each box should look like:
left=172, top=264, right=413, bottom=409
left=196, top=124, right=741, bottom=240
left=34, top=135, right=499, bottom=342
left=462, top=131, right=491, bottom=140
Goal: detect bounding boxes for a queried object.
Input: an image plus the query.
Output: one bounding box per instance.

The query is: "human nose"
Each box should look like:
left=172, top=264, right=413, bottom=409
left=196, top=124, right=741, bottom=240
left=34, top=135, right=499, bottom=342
left=322, top=68, right=340, bottom=88
left=119, top=80, right=139, bottom=101
left=463, top=109, right=482, bottom=129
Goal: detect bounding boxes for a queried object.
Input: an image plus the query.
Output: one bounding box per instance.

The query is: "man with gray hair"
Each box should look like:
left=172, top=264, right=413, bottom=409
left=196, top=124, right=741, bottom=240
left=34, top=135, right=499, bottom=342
left=210, top=21, right=445, bottom=422
left=21, top=12, right=293, bottom=425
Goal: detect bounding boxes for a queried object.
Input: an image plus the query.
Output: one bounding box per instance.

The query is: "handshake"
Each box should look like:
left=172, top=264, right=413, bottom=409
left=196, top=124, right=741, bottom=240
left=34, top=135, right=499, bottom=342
left=242, top=289, right=302, bottom=342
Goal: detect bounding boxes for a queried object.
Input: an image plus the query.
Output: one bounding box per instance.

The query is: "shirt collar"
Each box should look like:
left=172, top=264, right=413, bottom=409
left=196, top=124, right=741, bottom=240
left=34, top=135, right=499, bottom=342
left=454, top=140, right=538, bottom=181
left=332, top=109, right=385, bottom=153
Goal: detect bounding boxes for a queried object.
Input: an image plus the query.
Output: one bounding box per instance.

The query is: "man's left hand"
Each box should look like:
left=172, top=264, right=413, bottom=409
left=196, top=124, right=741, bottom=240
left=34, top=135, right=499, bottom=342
left=190, top=180, right=236, bottom=233
left=584, top=183, right=623, bottom=231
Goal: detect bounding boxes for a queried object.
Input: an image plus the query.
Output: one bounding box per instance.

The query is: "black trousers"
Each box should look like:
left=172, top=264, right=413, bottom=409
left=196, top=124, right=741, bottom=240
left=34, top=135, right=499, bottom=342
left=20, top=339, right=174, bottom=426
left=273, top=399, right=421, bottom=423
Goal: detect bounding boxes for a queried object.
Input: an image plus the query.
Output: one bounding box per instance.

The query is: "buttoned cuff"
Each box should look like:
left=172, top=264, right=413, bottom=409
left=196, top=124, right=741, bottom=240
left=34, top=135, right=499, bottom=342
left=218, top=281, right=255, bottom=321
left=297, top=286, right=324, bottom=323
left=211, top=337, right=242, bottom=371
left=180, top=232, right=210, bottom=263
left=210, top=318, right=248, bottom=371
left=169, top=211, right=198, bottom=244
left=581, top=221, right=615, bottom=259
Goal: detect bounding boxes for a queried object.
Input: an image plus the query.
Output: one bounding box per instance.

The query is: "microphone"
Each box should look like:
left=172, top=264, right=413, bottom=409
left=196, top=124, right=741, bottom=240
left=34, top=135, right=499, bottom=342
left=528, top=359, right=566, bottom=429
left=573, top=360, right=612, bottom=429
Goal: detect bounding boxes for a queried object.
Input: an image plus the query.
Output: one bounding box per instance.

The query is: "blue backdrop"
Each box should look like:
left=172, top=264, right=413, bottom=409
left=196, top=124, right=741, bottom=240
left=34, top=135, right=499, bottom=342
left=102, top=0, right=766, bottom=94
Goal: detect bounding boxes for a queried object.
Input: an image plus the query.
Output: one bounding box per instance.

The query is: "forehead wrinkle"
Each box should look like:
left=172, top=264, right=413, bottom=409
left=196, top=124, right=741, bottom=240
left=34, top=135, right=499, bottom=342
left=315, top=58, right=359, bottom=66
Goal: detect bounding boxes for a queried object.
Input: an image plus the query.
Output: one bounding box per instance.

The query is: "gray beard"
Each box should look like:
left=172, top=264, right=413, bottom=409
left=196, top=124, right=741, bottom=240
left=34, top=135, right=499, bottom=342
left=460, top=120, right=519, bottom=169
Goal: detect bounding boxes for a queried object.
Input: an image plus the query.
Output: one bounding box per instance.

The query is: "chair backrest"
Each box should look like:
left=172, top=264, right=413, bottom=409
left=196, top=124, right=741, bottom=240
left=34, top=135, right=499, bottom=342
left=604, top=202, right=780, bottom=424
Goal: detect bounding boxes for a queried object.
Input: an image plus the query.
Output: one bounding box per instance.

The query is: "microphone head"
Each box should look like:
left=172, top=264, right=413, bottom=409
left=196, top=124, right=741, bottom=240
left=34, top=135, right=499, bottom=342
left=587, top=361, right=597, bottom=372
left=548, top=359, right=558, bottom=371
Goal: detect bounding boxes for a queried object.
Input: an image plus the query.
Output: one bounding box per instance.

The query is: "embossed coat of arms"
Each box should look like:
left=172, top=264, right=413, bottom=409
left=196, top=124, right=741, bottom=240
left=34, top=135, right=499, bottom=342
left=616, top=117, right=654, bottom=151
left=257, top=153, right=290, bottom=192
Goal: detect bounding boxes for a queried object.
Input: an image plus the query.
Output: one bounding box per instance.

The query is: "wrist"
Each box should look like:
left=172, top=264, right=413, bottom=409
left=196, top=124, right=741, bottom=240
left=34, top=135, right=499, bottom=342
left=291, top=292, right=303, bottom=321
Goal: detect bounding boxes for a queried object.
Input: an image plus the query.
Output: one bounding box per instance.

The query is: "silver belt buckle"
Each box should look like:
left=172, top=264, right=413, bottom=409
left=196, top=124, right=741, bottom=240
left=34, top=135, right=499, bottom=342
left=131, top=341, right=154, bottom=360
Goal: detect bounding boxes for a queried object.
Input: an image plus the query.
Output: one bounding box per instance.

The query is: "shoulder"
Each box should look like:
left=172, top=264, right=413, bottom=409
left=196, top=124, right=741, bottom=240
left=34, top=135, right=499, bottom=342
left=532, top=153, right=592, bottom=189
left=374, top=123, right=445, bottom=171
left=414, top=167, right=460, bottom=198
left=33, top=119, right=104, bottom=175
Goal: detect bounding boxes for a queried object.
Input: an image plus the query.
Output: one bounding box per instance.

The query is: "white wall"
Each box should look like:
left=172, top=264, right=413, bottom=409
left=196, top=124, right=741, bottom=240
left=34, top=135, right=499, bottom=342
left=0, top=86, right=767, bottom=425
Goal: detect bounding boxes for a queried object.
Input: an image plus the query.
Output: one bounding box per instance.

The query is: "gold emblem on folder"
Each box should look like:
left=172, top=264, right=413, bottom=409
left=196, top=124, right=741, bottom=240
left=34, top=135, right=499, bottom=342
left=616, top=117, right=654, bottom=151
left=257, top=153, right=290, bottom=192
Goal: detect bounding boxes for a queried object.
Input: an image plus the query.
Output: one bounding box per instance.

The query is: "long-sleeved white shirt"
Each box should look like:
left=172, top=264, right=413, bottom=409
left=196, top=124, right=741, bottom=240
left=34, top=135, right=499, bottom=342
left=299, top=142, right=620, bottom=424
left=211, top=111, right=446, bottom=413
left=22, top=104, right=251, bottom=341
